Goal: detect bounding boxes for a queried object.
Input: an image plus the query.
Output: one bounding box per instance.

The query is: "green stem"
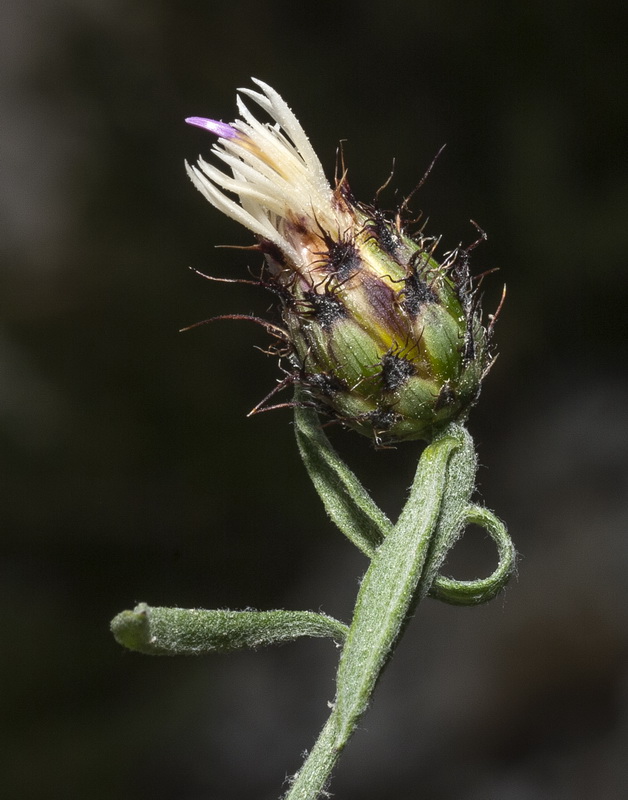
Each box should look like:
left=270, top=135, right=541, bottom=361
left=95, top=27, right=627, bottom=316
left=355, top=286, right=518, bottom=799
left=284, top=712, right=343, bottom=800
left=285, top=423, right=477, bottom=799
left=110, top=408, right=515, bottom=800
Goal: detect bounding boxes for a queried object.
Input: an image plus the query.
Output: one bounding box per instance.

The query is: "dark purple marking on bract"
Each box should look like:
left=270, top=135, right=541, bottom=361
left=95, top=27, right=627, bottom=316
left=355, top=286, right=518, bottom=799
left=359, top=272, right=405, bottom=334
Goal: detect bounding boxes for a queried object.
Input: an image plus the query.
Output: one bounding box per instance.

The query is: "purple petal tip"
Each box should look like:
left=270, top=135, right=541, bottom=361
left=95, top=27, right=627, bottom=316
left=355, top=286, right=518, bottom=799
left=185, top=117, right=237, bottom=139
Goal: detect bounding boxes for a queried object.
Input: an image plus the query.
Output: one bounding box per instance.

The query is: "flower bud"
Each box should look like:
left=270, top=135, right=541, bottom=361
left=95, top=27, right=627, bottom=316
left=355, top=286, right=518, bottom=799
left=186, top=80, right=492, bottom=444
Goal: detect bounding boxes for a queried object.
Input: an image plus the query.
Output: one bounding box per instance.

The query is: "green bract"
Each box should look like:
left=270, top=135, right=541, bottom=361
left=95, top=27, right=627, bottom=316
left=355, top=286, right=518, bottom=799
left=276, top=202, right=488, bottom=444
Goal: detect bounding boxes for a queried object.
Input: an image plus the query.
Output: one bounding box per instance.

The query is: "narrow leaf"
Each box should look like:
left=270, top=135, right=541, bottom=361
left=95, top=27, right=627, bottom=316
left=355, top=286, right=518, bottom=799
left=429, top=504, right=517, bottom=605
left=334, top=427, right=463, bottom=740
left=111, top=604, right=348, bottom=656
left=294, top=394, right=392, bottom=557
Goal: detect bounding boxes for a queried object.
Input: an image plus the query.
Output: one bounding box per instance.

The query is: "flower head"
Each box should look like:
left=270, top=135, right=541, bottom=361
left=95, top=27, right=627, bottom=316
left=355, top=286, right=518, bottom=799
left=186, top=80, right=492, bottom=444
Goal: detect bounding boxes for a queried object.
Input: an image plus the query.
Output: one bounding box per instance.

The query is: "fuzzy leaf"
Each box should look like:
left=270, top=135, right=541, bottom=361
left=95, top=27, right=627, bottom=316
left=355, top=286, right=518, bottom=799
left=429, top=504, right=517, bottom=605
left=111, top=604, right=348, bottom=656
left=294, top=394, right=391, bottom=557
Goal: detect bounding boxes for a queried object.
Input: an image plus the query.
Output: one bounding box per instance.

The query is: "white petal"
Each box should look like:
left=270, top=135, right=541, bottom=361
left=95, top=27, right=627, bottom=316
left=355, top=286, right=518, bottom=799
left=240, top=79, right=330, bottom=192
left=186, top=81, right=341, bottom=266
left=185, top=161, right=285, bottom=248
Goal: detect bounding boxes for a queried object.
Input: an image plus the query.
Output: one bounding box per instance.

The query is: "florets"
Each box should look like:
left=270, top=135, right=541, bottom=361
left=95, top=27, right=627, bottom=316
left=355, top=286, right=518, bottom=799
left=186, top=80, right=493, bottom=444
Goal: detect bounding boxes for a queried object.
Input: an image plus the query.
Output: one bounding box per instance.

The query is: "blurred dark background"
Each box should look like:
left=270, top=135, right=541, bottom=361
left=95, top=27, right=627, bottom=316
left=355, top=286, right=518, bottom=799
left=2, top=1, right=627, bottom=798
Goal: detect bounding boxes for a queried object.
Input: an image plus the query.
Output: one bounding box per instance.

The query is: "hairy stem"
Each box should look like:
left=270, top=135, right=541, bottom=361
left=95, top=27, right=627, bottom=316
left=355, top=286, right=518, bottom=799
left=285, top=423, right=478, bottom=799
